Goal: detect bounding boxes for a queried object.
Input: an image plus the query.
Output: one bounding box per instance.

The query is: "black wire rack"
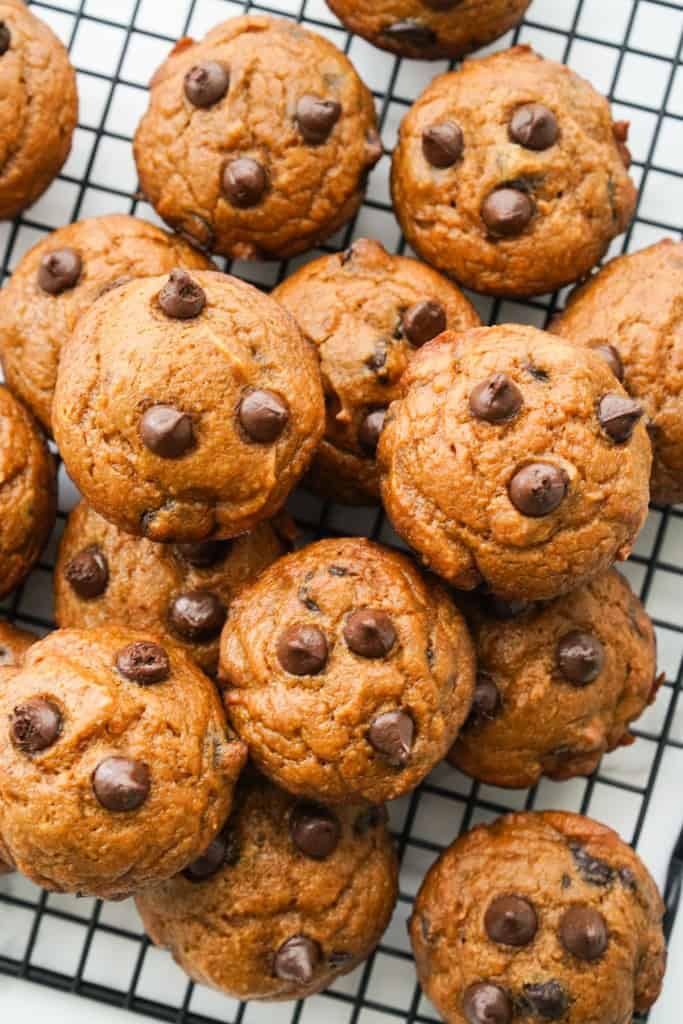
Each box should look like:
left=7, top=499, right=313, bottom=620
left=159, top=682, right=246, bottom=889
left=1, top=1, right=683, bottom=1022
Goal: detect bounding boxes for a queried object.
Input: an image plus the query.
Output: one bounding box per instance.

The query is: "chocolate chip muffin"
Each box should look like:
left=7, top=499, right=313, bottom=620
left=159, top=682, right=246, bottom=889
left=327, top=0, right=531, bottom=61
left=410, top=811, right=666, bottom=1024
left=134, top=15, right=381, bottom=261
left=550, top=239, right=683, bottom=506
left=0, top=627, right=247, bottom=898
left=273, top=239, right=480, bottom=504
left=53, top=270, right=324, bottom=543
left=0, top=215, right=213, bottom=434
left=0, top=384, right=56, bottom=598
left=448, top=570, right=659, bottom=789
left=136, top=773, right=398, bottom=1001
left=0, top=0, right=77, bottom=220
left=378, top=325, right=652, bottom=600
left=220, top=537, right=476, bottom=804
left=55, top=502, right=288, bottom=677
left=391, top=46, right=637, bottom=297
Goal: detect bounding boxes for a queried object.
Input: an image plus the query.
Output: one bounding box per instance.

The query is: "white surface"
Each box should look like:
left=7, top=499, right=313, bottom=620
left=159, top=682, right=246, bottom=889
left=1, top=0, right=683, bottom=1021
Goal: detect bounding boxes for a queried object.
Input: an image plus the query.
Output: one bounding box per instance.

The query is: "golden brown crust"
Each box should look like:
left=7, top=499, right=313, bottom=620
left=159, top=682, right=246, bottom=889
left=448, top=570, right=659, bottom=788
left=55, top=502, right=286, bottom=677
left=136, top=774, right=398, bottom=1001
left=378, top=325, right=652, bottom=600
left=391, top=46, right=637, bottom=297
left=273, top=239, right=480, bottom=504
left=550, top=239, right=683, bottom=505
left=0, top=215, right=214, bottom=433
left=410, top=811, right=666, bottom=1023
left=0, top=0, right=77, bottom=219
left=134, top=15, right=380, bottom=260
left=219, top=537, right=476, bottom=804
left=0, top=384, right=56, bottom=598
left=52, top=270, right=325, bottom=542
left=0, top=627, right=247, bottom=897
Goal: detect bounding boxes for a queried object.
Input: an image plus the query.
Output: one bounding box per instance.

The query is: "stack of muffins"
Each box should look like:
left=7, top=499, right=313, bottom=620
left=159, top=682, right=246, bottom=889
left=0, top=2, right=677, bottom=1022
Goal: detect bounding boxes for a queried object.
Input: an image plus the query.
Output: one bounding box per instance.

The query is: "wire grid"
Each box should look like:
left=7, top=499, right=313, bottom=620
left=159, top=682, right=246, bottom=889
left=0, top=0, right=682, bottom=1021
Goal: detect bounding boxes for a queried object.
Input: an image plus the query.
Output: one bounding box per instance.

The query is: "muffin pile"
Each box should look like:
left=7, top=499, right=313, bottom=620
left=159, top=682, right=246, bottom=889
left=0, top=3, right=676, bottom=1021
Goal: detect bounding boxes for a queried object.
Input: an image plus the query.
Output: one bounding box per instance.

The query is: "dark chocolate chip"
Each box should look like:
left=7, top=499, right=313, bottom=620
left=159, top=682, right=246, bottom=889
left=277, top=624, right=328, bottom=675
left=366, top=339, right=388, bottom=373
left=158, top=268, right=206, bottom=319
left=140, top=405, right=195, bottom=458
left=482, top=189, right=534, bottom=237
left=222, top=158, right=268, bottom=207
left=463, top=983, right=513, bottom=1024
left=402, top=300, right=447, bottom=346
left=238, top=390, right=289, bottom=443
left=598, top=394, right=643, bottom=443
left=92, top=757, right=150, bottom=812
left=508, top=463, right=567, bottom=517
left=37, top=248, right=82, bottom=294
left=168, top=590, right=226, bottom=640
left=467, top=672, right=501, bottom=726
left=561, top=874, right=572, bottom=889
left=65, top=545, right=109, bottom=599
left=510, top=104, right=559, bottom=151
left=570, top=843, right=614, bottom=886
left=521, top=981, right=569, bottom=1020
left=184, top=61, right=229, bottom=108
left=358, top=409, right=387, bottom=454
left=354, top=804, right=387, bottom=834
left=485, top=895, right=538, bottom=947
left=559, top=906, right=608, bottom=961
left=329, top=565, right=348, bottom=577
left=174, top=540, right=231, bottom=568
left=557, top=631, right=605, bottom=686
left=367, top=710, right=414, bottom=767
left=10, top=699, right=62, bottom=754
left=344, top=609, right=396, bottom=658
left=594, top=345, right=624, bottom=383
left=274, top=935, right=321, bottom=985
left=115, top=641, right=170, bottom=685
left=469, top=373, right=523, bottom=423
left=422, top=122, right=464, bottom=168
left=383, top=19, right=438, bottom=47
left=526, top=363, right=549, bottom=381
left=290, top=802, right=341, bottom=859
left=182, top=830, right=238, bottom=881
left=296, top=95, right=342, bottom=144
left=0, top=22, right=10, bottom=55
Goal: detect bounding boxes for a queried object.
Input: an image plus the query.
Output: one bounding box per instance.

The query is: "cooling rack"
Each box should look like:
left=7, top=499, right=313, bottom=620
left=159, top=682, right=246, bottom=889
left=1, top=0, right=683, bottom=1021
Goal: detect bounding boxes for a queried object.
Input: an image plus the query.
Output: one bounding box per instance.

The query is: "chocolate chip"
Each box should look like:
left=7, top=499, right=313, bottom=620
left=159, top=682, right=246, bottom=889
left=168, top=591, right=226, bottom=640
left=115, top=641, right=170, bottom=685
left=485, top=895, right=538, bottom=947
left=10, top=700, right=62, bottom=754
left=222, top=158, right=268, bottom=207
left=598, top=394, right=643, bottom=443
left=521, top=981, right=569, bottom=1020
left=366, top=339, right=388, bottom=373
left=570, top=843, right=614, bottom=886
left=402, top=300, right=447, bottom=346
left=557, top=631, right=604, bottom=686
left=0, top=646, right=12, bottom=666
left=422, top=122, right=464, bottom=168
left=184, top=61, right=229, bottom=108
left=482, top=189, right=534, bottom=237
left=0, top=22, right=10, bottom=55
left=274, top=935, right=321, bottom=985
left=296, top=95, right=342, bottom=144
left=174, top=540, right=231, bottom=568
left=559, top=906, right=608, bottom=961
left=277, top=624, right=328, bottom=675
left=383, top=19, right=438, bottom=47
left=469, top=373, right=523, bottom=423
left=140, top=405, right=195, bottom=458
left=158, top=269, right=206, bottom=319
left=344, top=610, right=396, bottom=658
left=594, top=345, right=624, bottom=383
left=526, top=363, right=549, bottom=381
left=354, top=804, right=387, bottom=834
left=562, top=874, right=572, bottom=889
left=239, top=390, right=289, bottom=443
left=368, top=710, right=414, bottom=767
left=510, top=104, right=559, bottom=151
left=37, top=248, right=82, bottom=294
left=463, top=983, right=513, bottom=1024
left=620, top=867, right=637, bottom=889
left=508, top=463, right=567, bottom=517
left=358, top=409, right=386, bottom=454
left=65, top=545, right=109, bottom=599
left=92, top=757, right=150, bottom=812
left=182, top=830, right=237, bottom=882
left=290, top=802, right=341, bottom=859
left=329, top=565, right=348, bottom=577
left=467, top=672, right=501, bottom=726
